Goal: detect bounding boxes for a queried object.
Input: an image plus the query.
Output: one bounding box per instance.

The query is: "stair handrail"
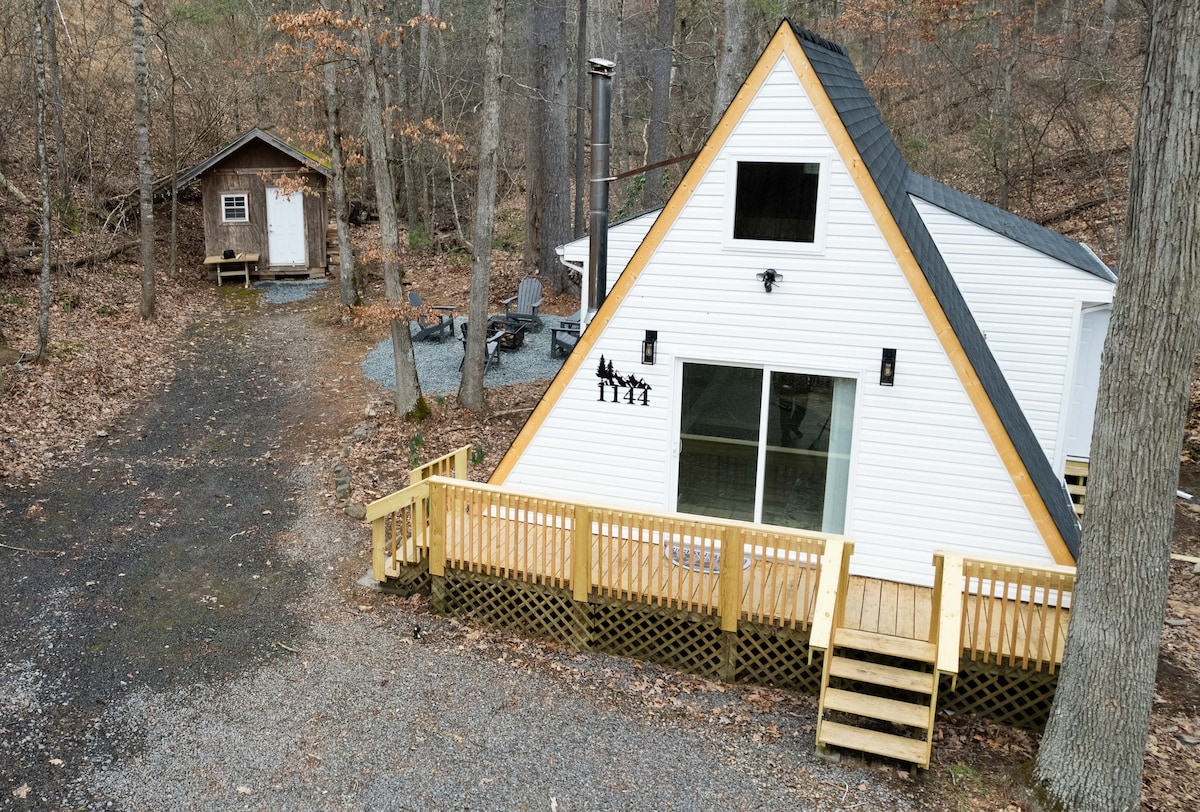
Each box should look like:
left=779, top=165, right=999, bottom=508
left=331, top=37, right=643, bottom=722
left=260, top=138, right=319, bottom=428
left=411, top=445, right=471, bottom=485
left=809, top=538, right=854, bottom=654
left=931, top=552, right=965, bottom=680
left=366, top=480, right=431, bottom=581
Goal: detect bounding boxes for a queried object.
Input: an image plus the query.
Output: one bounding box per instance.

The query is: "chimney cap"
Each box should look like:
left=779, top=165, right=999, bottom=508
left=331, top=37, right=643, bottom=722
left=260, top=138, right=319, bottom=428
left=588, top=57, right=616, bottom=76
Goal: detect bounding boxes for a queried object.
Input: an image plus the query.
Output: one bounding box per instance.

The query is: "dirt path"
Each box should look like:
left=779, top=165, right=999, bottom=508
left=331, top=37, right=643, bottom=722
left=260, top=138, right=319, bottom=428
left=0, top=289, right=373, bottom=808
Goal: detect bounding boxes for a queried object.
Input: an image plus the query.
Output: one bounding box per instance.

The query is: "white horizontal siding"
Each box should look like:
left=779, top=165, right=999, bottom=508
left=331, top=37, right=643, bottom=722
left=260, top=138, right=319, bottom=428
left=914, top=197, right=1115, bottom=471
left=507, top=55, right=1054, bottom=587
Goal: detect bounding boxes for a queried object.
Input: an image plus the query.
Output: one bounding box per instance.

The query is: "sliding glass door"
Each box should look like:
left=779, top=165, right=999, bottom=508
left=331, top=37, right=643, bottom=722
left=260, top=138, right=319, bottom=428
left=677, top=363, right=856, bottom=533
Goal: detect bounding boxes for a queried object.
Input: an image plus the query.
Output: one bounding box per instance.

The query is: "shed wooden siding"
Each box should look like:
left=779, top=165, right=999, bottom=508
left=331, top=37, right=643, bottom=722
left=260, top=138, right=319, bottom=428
left=501, top=56, right=1052, bottom=588
left=914, top=198, right=1114, bottom=471
left=199, top=141, right=328, bottom=271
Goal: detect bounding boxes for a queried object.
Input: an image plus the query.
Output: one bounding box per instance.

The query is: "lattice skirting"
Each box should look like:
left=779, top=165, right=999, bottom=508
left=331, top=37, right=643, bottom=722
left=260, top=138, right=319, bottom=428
left=376, top=559, right=432, bottom=597
left=436, top=569, right=591, bottom=649
left=382, top=564, right=1057, bottom=729
left=733, top=620, right=824, bottom=694
left=939, top=658, right=1059, bottom=731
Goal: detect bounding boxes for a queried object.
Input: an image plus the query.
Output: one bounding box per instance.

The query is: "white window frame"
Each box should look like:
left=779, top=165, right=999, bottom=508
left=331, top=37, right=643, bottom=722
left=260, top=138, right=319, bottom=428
left=722, top=154, right=832, bottom=255
left=221, top=193, right=250, bottom=224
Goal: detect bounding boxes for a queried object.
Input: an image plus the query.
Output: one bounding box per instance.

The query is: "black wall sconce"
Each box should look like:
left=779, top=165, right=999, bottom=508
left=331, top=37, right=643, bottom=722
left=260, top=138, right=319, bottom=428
left=642, top=330, right=658, bottom=365
left=880, top=348, right=897, bottom=386
left=755, top=268, right=783, bottom=292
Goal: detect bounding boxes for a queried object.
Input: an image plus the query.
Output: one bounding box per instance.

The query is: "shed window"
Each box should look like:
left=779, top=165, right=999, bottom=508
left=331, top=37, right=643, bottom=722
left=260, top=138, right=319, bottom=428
left=677, top=363, right=856, bottom=533
left=733, top=161, right=820, bottom=243
left=221, top=193, right=249, bottom=223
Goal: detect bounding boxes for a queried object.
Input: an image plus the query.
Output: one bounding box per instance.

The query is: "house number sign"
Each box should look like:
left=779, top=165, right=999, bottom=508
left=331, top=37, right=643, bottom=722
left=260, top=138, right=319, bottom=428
left=596, top=355, right=652, bottom=406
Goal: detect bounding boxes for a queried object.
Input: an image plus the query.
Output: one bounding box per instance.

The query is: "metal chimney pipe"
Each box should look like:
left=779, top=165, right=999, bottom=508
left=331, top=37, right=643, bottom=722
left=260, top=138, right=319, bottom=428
left=587, top=58, right=615, bottom=319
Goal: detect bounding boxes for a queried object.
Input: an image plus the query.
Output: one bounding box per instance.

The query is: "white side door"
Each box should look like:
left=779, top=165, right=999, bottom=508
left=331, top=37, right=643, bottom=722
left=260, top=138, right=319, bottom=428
left=1064, top=304, right=1111, bottom=460
left=265, top=187, right=307, bottom=266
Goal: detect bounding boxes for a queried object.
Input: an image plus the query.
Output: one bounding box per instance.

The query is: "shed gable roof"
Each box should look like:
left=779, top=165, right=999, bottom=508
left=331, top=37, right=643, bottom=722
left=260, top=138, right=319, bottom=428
left=494, top=21, right=1081, bottom=564
left=173, top=127, right=332, bottom=188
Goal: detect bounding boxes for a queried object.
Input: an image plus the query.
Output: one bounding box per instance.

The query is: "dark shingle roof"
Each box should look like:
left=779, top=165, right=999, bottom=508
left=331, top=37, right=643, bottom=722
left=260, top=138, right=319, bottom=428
left=907, top=173, right=1116, bottom=281
left=793, top=23, right=1083, bottom=558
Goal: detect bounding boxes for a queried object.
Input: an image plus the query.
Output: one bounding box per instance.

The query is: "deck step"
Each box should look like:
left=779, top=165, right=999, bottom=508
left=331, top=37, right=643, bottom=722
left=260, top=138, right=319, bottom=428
left=835, top=628, right=935, bottom=663
left=822, top=687, right=931, bottom=729
left=829, top=655, right=935, bottom=694
left=818, top=720, right=930, bottom=766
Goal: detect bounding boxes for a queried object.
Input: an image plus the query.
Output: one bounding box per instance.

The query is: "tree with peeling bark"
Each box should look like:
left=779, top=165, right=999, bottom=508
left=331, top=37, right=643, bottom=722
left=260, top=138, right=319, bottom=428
left=459, top=0, right=506, bottom=412
left=350, top=0, right=423, bottom=416
left=131, top=0, right=155, bottom=321
left=1035, top=3, right=1200, bottom=810
left=525, top=0, right=571, bottom=293
left=711, top=0, right=749, bottom=125
left=34, top=1, right=52, bottom=363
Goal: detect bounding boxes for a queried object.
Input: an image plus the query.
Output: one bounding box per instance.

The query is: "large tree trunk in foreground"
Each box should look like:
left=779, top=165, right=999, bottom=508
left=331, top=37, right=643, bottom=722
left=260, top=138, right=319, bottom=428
left=459, top=0, right=506, bottom=412
left=131, top=0, right=155, bottom=321
left=353, top=0, right=421, bottom=415
left=1035, top=4, right=1200, bottom=810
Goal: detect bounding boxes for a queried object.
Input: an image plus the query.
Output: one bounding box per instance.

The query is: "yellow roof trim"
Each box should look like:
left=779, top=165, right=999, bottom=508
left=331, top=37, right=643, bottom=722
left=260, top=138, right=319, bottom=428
left=491, top=23, right=1072, bottom=567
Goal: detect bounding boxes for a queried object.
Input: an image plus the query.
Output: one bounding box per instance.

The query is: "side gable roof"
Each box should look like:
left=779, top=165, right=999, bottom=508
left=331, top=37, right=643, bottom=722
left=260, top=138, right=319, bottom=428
left=907, top=172, right=1116, bottom=282
left=495, top=21, right=1081, bottom=564
left=172, top=127, right=332, bottom=188
left=792, top=23, right=1080, bottom=561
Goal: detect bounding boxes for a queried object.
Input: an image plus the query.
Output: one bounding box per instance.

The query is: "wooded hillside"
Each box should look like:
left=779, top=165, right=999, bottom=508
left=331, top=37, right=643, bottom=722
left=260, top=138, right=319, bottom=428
left=0, top=0, right=1145, bottom=283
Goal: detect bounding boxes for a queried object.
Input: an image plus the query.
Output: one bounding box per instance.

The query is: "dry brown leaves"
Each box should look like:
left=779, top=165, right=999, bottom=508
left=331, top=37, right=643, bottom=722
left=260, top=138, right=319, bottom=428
left=0, top=264, right=217, bottom=482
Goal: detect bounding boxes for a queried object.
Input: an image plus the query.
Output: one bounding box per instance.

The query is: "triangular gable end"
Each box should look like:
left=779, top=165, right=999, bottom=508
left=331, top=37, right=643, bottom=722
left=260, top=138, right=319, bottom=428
left=491, top=21, right=1077, bottom=567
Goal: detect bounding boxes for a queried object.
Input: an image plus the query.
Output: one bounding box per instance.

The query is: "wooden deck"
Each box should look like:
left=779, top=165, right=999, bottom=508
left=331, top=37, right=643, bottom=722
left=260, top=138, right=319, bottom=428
left=372, top=473, right=1071, bottom=673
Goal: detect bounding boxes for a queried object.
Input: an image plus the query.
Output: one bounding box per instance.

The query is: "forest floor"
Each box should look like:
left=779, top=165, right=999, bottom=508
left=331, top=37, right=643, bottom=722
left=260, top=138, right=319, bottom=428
left=0, top=245, right=1198, bottom=809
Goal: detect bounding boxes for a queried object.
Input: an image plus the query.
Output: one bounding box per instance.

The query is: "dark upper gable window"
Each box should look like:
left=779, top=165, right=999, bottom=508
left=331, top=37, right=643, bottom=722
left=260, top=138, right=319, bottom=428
left=733, top=161, right=820, bottom=243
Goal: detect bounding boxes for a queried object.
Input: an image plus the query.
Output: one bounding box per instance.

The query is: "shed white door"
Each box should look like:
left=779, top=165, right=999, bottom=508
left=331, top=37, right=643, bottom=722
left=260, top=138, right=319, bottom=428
left=266, top=187, right=306, bottom=266
left=1064, top=305, right=1111, bottom=460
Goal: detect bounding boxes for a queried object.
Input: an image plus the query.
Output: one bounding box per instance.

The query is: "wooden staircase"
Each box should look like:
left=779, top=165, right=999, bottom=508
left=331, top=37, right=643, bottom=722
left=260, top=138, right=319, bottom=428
left=816, top=627, right=939, bottom=767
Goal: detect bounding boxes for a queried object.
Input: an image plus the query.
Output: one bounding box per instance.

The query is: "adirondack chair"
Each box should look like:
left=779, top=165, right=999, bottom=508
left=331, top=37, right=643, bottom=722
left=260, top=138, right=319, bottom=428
left=550, top=318, right=580, bottom=358
left=458, top=321, right=502, bottom=375
left=409, top=291, right=456, bottom=342
left=502, top=278, right=544, bottom=331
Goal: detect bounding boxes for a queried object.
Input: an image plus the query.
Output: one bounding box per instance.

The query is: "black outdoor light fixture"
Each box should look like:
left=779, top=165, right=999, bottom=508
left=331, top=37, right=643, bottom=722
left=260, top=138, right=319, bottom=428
left=756, top=268, right=783, bottom=292
left=880, top=348, right=897, bottom=386
left=642, top=330, right=658, bottom=365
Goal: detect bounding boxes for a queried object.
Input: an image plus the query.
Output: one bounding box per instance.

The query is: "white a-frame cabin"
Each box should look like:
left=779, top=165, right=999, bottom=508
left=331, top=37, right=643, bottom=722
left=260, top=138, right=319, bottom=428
left=494, top=21, right=1116, bottom=588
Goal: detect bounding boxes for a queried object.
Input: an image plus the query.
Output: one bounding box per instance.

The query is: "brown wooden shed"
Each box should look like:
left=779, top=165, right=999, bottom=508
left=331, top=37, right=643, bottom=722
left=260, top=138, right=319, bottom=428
left=176, top=127, right=331, bottom=280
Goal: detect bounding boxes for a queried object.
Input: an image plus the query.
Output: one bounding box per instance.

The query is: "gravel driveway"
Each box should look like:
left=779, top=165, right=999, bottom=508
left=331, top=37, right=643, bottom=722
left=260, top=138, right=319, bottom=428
left=0, top=288, right=912, bottom=811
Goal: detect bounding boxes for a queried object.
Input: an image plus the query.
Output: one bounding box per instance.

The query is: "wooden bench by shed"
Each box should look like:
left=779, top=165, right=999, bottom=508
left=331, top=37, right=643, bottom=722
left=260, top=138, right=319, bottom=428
left=175, top=127, right=331, bottom=282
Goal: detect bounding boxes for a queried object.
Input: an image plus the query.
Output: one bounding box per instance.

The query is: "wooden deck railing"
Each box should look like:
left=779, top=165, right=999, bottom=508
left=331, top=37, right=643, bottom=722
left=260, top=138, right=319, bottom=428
left=410, top=445, right=470, bottom=484
left=934, top=552, right=1075, bottom=674
left=368, top=475, right=850, bottom=635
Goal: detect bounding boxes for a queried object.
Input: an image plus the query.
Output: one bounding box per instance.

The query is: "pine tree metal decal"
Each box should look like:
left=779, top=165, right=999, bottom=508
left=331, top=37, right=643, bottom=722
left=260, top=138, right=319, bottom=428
left=596, top=354, right=652, bottom=406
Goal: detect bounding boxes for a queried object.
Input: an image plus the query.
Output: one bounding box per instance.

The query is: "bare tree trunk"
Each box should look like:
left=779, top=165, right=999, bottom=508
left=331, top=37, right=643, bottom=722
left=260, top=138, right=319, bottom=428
left=43, top=0, right=68, bottom=207
left=572, top=0, right=588, bottom=238
left=131, top=0, right=155, bottom=321
left=352, top=0, right=421, bottom=415
left=34, top=2, right=52, bottom=364
left=459, top=0, right=507, bottom=412
left=712, top=0, right=749, bottom=125
left=1035, top=3, right=1200, bottom=810
left=323, top=59, right=358, bottom=307
left=526, top=0, right=571, bottom=292
left=643, top=0, right=675, bottom=210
